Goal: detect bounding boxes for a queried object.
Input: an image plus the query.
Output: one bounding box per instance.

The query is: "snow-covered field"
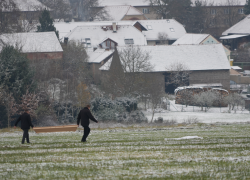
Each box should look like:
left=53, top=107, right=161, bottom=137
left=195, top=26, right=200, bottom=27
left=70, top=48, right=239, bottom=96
left=0, top=123, right=250, bottom=179
left=144, top=100, right=250, bottom=124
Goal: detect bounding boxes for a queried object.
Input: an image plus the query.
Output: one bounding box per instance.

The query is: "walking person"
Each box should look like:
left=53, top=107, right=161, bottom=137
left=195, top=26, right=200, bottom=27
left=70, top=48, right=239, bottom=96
left=14, top=109, right=34, bottom=144
left=77, top=105, right=98, bottom=142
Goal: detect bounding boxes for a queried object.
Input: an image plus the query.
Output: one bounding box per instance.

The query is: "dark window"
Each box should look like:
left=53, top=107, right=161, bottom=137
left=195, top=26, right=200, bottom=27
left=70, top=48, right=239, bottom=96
left=124, top=39, right=134, bottom=44
left=211, top=9, right=216, bottom=15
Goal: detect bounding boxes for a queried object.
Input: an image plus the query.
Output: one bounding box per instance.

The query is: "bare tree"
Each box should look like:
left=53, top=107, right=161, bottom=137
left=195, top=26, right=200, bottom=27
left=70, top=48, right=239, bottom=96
left=148, top=0, right=193, bottom=23
left=0, top=89, right=17, bottom=128
left=224, top=92, right=245, bottom=113
left=146, top=77, right=165, bottom=122
left=119, top=45, right=153, bottom=73
left=158, top=32, right=168, bottom=45
left=193, top=90, right=217, bottom=112
left=62, top=42, right=89, bottom=80
left=166, top=62, right=190, bottom=88
left=76, top=82, right=91, bottom=108
left=16, top=91, right=40, bottom=118
left=177, top=88, right=194, bottom=108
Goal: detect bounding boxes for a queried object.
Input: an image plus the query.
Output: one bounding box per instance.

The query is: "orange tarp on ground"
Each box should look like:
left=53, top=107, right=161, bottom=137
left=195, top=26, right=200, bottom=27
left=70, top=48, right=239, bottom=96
left=33, top=125, right=78, bottom=133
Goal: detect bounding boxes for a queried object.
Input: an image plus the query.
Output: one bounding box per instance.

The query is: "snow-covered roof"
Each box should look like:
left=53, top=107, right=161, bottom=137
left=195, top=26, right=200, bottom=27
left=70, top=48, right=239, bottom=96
left=0, top=32, right=63, bottom=53
left=100, top=44, right=230, bottom=71
left=139, top=19, right=186, bottom=41
left=99, top=57, right=113, bottom=70
left=88, top=49, right=114, bottom=63
left=173, top=34, right=209, bottom=45
left=222, top=15, right=250, bottom=36
left=66, top=25, right=147, bottom=47
left=191, top=0, right=246, bottom=6
left=54, top=21, right=147, bottom=40
left=2, top=0, right=48, bottom=12
left=103, top=5, right=146, bottom=21
left=98, top=0, right=245, bottom=7
left=98, top=0, right=150, bottom=7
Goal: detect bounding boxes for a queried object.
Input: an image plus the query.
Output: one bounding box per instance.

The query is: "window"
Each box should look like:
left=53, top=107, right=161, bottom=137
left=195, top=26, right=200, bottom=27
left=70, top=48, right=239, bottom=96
left=210, top=9, right=216, bottom=15
left=238, top=8, right=244, bottom=14
left=81, top=38, right=91, bottom=48
left=224, top=8, right=229, bottom=14
left=147, top=25, right=152, bottom=30
left=87, top=43, right=91, bottom=48
left=124, top=39, right=134, bottom=44
left=143, top=8, right=149, bottom=14
left=170, top=28, right=175, bottom=32
left=85, top=38, right=91, bottom=43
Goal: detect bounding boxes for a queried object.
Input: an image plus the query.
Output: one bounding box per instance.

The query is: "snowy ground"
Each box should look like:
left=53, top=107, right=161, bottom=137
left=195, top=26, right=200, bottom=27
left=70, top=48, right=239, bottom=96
left=143, top=100, right=250, bottom=124
left=0, top=124, right=250, bottom=179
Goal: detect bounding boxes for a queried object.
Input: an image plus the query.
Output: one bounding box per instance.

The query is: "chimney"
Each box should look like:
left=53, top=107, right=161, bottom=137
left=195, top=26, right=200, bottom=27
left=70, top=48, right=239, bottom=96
left=64, top=37, right=68, bottom=45
left=112, top=22, right=117, bottom=33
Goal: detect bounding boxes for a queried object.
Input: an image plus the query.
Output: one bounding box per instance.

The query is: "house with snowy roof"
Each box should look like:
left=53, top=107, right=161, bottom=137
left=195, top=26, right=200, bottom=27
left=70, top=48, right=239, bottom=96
left=95, top=0, right=155, bottom=20
left=0, top=32, right=63, bottom=60
left=65, top=22, right=147, bottom=51
left=55, top=21, right=147, bottom=41
left=87, top=49, right=114, bottom=82
left=221, top=15, right=250, bottom=70
left=99, top=5, right=147, bottom=21
left=100, top=44, right=231, bottom=93
left=1, top=0, right=48, bottom=32
left=173, top=33, right=232, bottom=64
left=138, top=19, right=186, bottom=45
left=221, top=15, right=250, bottom=50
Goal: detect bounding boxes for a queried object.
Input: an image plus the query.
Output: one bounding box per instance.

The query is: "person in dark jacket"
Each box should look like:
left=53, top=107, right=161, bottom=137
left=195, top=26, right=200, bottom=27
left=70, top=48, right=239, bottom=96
left=14, top=109, right=34, bottom=144
left=77, top=105, right=98, bottom=142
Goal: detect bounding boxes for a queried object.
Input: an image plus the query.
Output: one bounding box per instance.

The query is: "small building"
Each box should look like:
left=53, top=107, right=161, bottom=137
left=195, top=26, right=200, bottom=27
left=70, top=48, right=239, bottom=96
left=173, top=33, right=232, bottom=64
left=88, top=49, right=114, bottom=83
left=65, top=23, right=147, bottom=50
left=0, top=32, right=63, bottom=60
left=96, top=0, right=155, bottom=19
left=138, top=19, right=187, bottom=45
left=1, top=0, right=48, bottom=32
left=221, top=15, right=250, bottom=50
left=100, top=5, right=147, bottom=21
left=99, top=44, right=231, bottom=93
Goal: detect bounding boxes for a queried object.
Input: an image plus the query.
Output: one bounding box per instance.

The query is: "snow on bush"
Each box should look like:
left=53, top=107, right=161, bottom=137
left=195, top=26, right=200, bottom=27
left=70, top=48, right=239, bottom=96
left=91, top=97, right=147, bottom=123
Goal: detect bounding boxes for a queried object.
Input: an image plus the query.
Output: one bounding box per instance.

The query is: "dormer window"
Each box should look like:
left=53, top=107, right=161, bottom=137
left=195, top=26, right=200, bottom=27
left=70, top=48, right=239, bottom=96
left=147, top=25, right=152, bottom=30
left=124, top=39, right=134, bottom=44
left=170, top=28, right=175, bottom=32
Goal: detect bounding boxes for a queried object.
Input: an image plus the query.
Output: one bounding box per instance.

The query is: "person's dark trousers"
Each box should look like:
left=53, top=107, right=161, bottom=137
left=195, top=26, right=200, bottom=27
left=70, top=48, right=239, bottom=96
left=81, top=126, right=90, bottom=142
left=22, top=129, right=30, bottom=144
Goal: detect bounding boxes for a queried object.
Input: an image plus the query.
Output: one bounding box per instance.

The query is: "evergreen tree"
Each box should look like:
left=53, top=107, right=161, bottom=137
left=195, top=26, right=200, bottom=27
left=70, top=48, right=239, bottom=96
left=37, top=9, right=59, bottom=38
left=244, top=0, right=250, bottom=15
left=0, top=46, right=36, bottom=100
